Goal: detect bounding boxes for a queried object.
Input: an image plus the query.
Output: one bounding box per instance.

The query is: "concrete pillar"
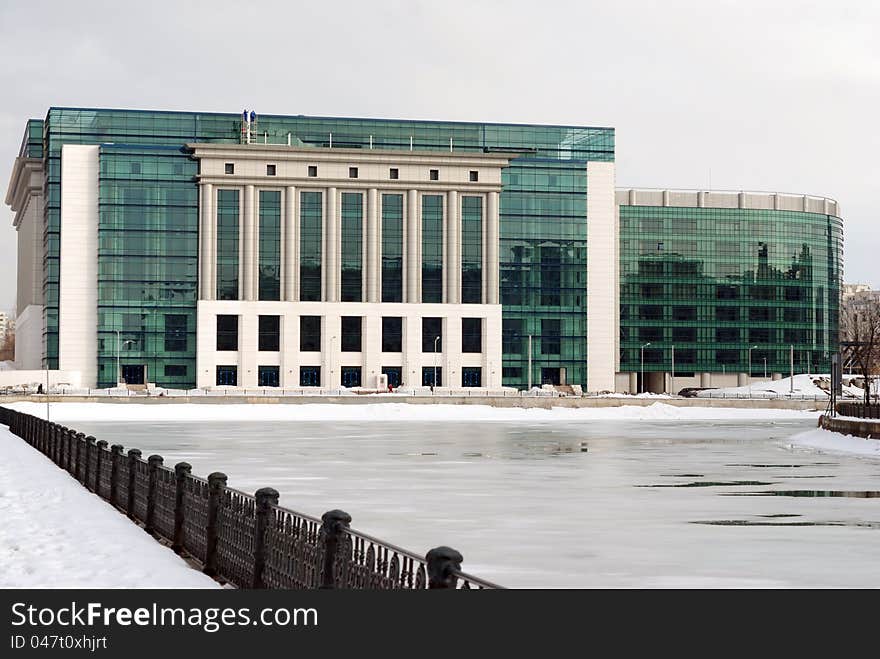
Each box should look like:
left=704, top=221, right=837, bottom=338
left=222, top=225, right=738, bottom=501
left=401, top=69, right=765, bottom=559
left=406, top=189, right=419, bottom=303
left=366, top=188, right=379, bottom=303
left=628, top=372, right=638, bottom=393
left=199, top=183, right=214, bottom=300
left=283, top=185, right=296, bottom=301
left=325, top=187, right=338, bottom=302
left=737, top=372, right=748, bottom=387
left=446, top=189, right=459, bottom=304
left=243, top=184, right=255, bottom=301
left=700, top=372, right=712, bottom=388
left=771, top=372, right=782, bottom=381
left=486, top=191, right=499, bottom=305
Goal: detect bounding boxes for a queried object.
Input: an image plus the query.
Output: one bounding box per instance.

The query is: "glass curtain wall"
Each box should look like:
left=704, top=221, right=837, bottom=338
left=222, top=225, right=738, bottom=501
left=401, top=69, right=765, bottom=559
left=461, top=196, right=483, bottom=304
left=381, top=194, right=403, bottom=302
left=216, top=189, right=240, bottom=301
left=299, top=191, right=323, bottom=301
left=258, top=190, right=281, bottom=300
left=421, top=195, right=443, bottom=303
left=340, top=192, right=363, bottom=302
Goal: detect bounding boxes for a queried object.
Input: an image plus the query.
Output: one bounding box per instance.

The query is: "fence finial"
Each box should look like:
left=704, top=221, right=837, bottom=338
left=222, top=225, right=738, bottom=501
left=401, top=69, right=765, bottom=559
left=426, top=546, right=463, bottom=589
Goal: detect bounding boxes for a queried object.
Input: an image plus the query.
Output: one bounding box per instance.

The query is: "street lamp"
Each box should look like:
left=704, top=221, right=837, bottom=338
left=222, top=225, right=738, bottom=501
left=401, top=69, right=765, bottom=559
left=670, top=344, right=675, bottom=396
left=115, top=330, right=135, bottom=386
left=640, top=342, right=651, bottom=394
left=330, top=335, right=336, bottom=390
left=748, top=345, right=758, bottom=397
left=433, top=335, right=440, bottom=392
left=763, top=357, right=767, bottom=379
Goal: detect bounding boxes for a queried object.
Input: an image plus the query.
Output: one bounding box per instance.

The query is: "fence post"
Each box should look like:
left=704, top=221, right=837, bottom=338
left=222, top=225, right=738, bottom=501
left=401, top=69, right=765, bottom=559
left=94, top=440, right=108, bottom=496
left=172, top=462, right=191, bottom=553
left=52, top=424, right=62, bottom=466
left=203, top=472, right=227, bottom=577
left=252, top=487, right=279, bottom=589
left=145, top=455, right=163, bottom=535
left=109, top=444, right=124, bottom=505
left=75, top=432, right=86, bottom=483
left=84, top=436, right=96, bottom=491
left=126, top=449, right=142, bottom=518
left=426, top=546, right=463, bottom=589
left=319, top=509, right=351, bottom=589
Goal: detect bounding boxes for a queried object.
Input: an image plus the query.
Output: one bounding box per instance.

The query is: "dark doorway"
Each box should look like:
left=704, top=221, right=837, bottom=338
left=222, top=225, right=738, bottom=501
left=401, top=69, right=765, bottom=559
left=541, top=367, right=561, bottom=385
left=121, top=364, right=145, bottom=385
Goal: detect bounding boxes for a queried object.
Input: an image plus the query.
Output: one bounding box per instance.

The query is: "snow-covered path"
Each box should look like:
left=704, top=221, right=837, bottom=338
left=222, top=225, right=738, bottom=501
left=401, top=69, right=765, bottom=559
left=0, top=426, right=219, bottom=588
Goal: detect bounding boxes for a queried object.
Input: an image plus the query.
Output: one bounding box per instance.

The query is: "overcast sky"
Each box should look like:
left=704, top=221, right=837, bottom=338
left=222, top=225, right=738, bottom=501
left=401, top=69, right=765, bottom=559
left=1, top=0, right=877, bottom=317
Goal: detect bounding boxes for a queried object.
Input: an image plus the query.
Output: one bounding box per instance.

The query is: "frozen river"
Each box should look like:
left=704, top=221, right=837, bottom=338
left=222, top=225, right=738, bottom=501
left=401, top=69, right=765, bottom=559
left=64, top=413, right=880, bottom=588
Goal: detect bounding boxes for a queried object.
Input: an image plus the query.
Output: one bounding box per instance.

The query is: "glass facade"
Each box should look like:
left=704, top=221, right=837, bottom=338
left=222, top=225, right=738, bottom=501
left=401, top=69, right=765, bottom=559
left=421, top=195, right=444, bottom=303
left=461, top=196, right=483, bottom=304
left=619, top=204, right=843, bottom=377
left=216, top=189, right=239, bottom=301
left=299, top=191, right=322, bottom=302
left=258, top=190, right=281, bottom=301
left=381, top=194, right=403, bottom=302
left=340, top=192, right=363, bottom=302
left=34, top=106, right=614, bottom=386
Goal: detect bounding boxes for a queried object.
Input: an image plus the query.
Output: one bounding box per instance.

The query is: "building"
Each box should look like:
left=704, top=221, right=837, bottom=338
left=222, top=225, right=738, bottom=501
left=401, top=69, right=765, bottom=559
left=0, top=312, right=13, bottom=350
left=4, top=108, right=843, bottom=392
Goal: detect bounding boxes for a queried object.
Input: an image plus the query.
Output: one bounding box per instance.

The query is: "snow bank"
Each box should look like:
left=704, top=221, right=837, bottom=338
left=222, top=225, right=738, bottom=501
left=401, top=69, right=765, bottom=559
left=0, top=426, right=219, bottom=588
left=5, top=401, right=818, bottom=423
left=785, top=427, right=880, bottom=459
left=696, top=374, right=864, bottom=399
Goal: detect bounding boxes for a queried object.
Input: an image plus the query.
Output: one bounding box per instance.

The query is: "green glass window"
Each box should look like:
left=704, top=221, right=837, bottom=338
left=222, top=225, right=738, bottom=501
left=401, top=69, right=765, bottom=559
left=300, top=191, right=322, bottom=301
left=341, top=192, right=363, bottom=302
left=258, top=190, right=281, bottom=301
left=381, top=194, right=403, bottom=302
left=421, top=195, right=443, bottom=303
left=461, top=196, right=483, bottom=304
left=216, top=189, right=240, bottom=300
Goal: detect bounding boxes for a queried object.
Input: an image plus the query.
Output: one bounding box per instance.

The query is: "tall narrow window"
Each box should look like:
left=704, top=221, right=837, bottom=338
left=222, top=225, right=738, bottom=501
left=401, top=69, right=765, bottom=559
left=258, top=315, right=280, bottom=351
left=462, top=318, right=482, bottom=353
left=381, top=194, right=403, bottom=302
left=258, top=190, right=281, bottom=301
left=422, top=317, right=442, bottom=352
left=421, top=195, right=443, bottom=303
left=382, top=317, right=402, bottom=352
left=164, top=314, right=187, bottom=352
left=341, top=192, right=363, bottom=302
left=300, top=191, right=322, bottom=301
left=300, top=316, right=321, bottom=352
left=216, top=189, right=240, bottom=300
left=216, top=315, right=239, bottom=351
left=461, top=196, right=483, bottom=304
left=341, top=316, right=362, bottom=352
left=540, top=246, right=561, bottom=306
left=541, top=319, right=561, bottom=355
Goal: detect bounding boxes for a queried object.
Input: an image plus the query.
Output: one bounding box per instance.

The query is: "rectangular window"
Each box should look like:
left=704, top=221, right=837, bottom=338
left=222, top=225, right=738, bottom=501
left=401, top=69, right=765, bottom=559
left=164, top=364, right=187, bottom=377
left=672, top=306, right=696, bottom=321
left=258, top=315, right=280, bottom=351
left=382, top=366, right=402, bottom=388
left=749, top=307, right=771, bottom=322
left=541, top=319, right=561, bottom=355
left=307, top=165, right=317, bottom=177
left=300, top=366, right=320, bottom=386
left=381, top=194, right=403, bottom=302
left=341, top=192, right=363, bottom=302
left=216, top=315, right=238, bottom=351
left=216, top=189, right=240, bottom=300
left=266, top=164, right=276, bottom=176
left=382, top=317, right=402, bottom=352
left=258, top=190, right=281, bottom=301
left=341, top=366, right=362, bottom=387
left=422, top=366, right=442, bottom=386
left=462, top=318, right=482, bottom=353
left=672, top=327, right=696, bottom=342
left=639, top=305, right=663, bottom=320
left=389, top=168, right=399, bottom=180
left=300, top=191, right=322, bottom=301
left=429, top=169, right=439, bottom=181
left=258, top=365, right=279, bottom=387
left=462, top=366, right=482, bottom=387
left=461, top=196, right=483, bottom=304
left=224, top=163, right=234, bottom=174
left=341, top=316, right=362, bottom=352
left=716, top=307, right=739, bottom=321
left=421, top=195, right=443, bottom=303
left=716, top=328, right=740, bottom=343
left=164, top=314, right=187, bottom=352
left=540, top=246, right=561, bottom=306
left=300, top=316, right=321, bottom=352
left=349, top=167, right=358, bottom=179
left=469, top=170, right=479, bottom=182
left=422, top=317, right=442, bottom=352
left=640, top=327, right=663, bottom=342
left=502, top=319, right=523, bottom=355
left=216, top=365, right=237, bottom=386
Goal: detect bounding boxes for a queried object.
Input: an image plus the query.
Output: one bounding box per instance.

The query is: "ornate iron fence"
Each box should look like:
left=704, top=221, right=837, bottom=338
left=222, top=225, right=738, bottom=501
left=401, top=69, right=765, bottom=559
left=0, top=406, right=501, bottom=590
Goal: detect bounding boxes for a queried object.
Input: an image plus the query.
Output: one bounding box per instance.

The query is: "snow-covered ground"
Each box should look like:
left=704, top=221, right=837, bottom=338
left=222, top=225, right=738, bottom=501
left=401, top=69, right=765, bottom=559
left=786, top=427, right=880, bottom=459
left=696, top=374, right=864, bottom=399
left=4, top=400, right=819, bottom=423
left=0, top=426, right=219, bottom=588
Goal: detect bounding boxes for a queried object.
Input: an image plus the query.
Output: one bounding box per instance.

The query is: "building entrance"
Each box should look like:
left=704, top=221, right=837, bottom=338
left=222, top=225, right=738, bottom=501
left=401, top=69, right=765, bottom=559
left=121, top=364, right=145, bottom=385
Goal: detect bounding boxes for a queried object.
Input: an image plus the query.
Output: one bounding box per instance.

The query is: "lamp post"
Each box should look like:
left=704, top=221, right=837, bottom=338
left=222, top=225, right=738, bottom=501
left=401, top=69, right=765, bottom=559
left=527, top=334, right=533, bottom=392
left=748, top=345, right=758, bottom=397
left=670, top=344, right=675, bottom=396
left=115, top=331, right=135, bottom=386
left=330, top=335, right=336, bottom=390
left=763, top=357, right=767, bottom=379
left=640, top=342, right=651, bottom=394
left=433, top=335, right=440, bottom=392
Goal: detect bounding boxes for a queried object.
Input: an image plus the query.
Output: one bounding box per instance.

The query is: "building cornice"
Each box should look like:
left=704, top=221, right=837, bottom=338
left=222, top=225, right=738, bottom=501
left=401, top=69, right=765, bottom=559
left=616, top=187, right=840, bottom=218
left=5, top=157, right=43, bottom=224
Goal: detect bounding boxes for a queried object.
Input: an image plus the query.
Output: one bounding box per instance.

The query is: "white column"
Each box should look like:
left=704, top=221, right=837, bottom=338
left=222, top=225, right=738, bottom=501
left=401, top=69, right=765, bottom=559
left=366, top=188, right=379, bottom=303
left=199, top=184, right=210, bottom=299
left=406, top=189, right=419, bottom=303
left=325, top=187, right=338, bottom=302
left=205, top=183, right=215, bottom=301
left=486, top=190, right=499, bottom=305
left=243, top=184, right=255, bottom=301
left=283, top=185, right=296, bottom=301
left=446, top=189, right=459, bottom=304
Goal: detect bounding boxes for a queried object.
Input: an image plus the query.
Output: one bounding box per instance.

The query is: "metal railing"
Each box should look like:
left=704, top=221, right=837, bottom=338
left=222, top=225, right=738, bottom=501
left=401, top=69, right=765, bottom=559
left=0, top=406, right=501, bottom=590
left=836, top=402, right=880, bottom=419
